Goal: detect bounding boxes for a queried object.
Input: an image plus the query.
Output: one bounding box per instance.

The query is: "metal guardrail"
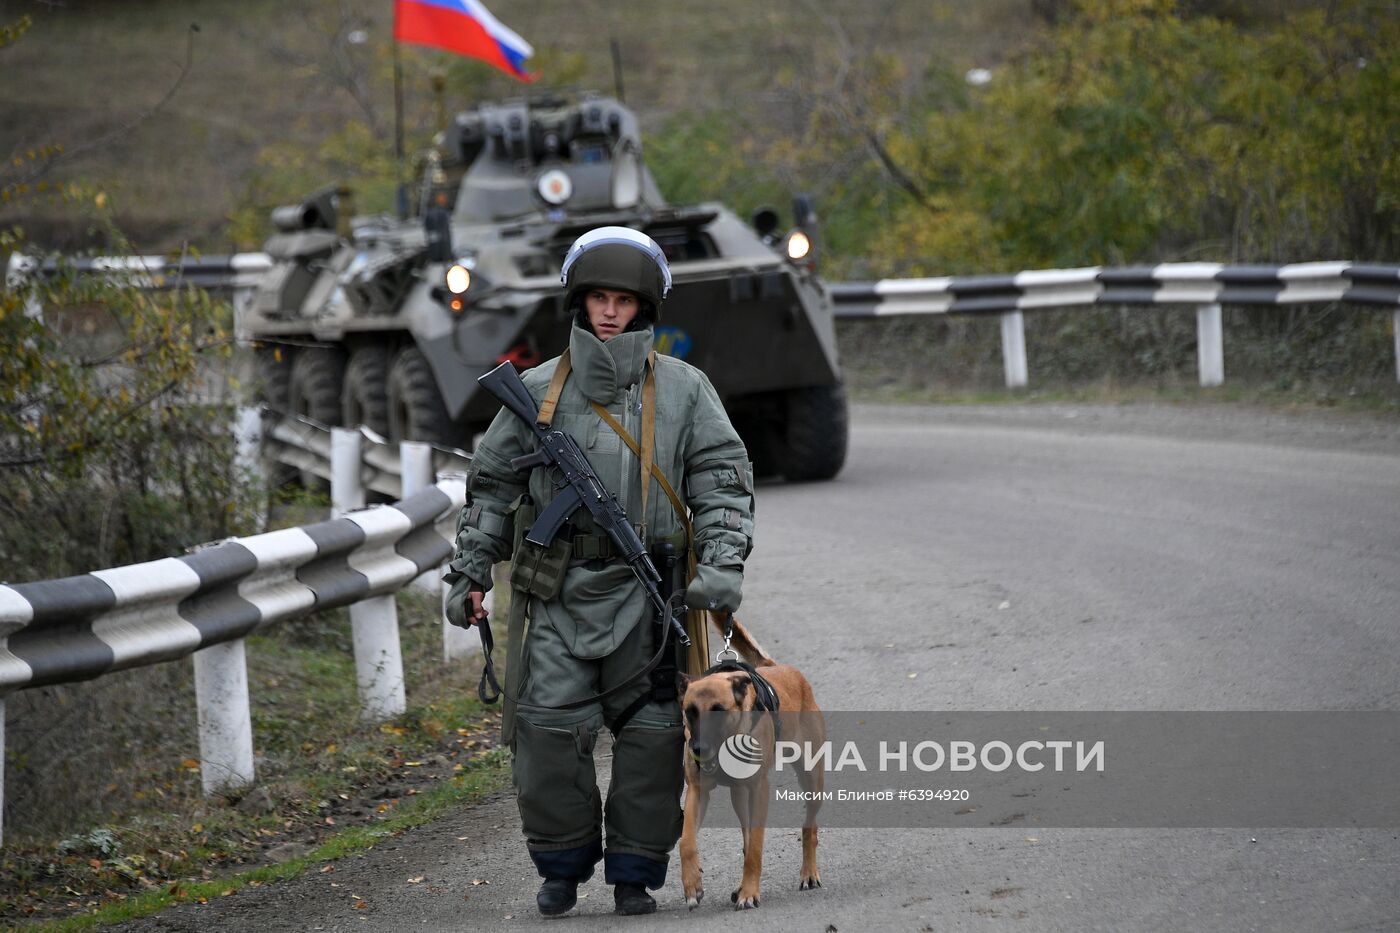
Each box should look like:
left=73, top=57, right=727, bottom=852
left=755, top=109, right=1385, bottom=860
left=10, top=252, right=1398, bottom=389
left=829, top=262, right=1400, bottom=387
left=0, top=480, right=464, bottom=695
left=4, top=251, right=272, bottom=292
left=0, top=414, right=474, bottom=843
left=261, top=407, right=471, bottom=499
left=827, top=262, right=1400, bottom=316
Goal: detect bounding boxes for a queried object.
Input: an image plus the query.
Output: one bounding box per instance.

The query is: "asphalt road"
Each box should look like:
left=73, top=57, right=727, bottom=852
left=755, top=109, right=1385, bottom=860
left=120, top=401, right=1400, bottom=933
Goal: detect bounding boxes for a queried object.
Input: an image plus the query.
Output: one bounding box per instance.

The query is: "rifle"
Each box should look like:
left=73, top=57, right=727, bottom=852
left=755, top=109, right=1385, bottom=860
left=477, top=360, right=691, bottom=649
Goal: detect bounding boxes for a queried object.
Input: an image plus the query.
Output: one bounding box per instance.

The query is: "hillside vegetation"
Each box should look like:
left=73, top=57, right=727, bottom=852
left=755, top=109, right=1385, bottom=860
left=9, top=1, right=1388, bottom=273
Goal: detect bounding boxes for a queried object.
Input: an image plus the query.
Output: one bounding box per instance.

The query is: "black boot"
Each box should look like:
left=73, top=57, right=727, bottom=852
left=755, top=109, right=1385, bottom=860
left=537, top=878, right=579, bottom=917
left=614, top=882, right=657, bottom=915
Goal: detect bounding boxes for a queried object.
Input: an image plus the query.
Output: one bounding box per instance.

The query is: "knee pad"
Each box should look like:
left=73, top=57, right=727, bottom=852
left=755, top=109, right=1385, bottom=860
left=513, top=707, right=604, bottom=845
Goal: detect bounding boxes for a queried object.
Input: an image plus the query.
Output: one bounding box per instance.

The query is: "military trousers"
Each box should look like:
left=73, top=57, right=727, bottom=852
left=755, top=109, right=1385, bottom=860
left=510, top=597, right=684, bottom=890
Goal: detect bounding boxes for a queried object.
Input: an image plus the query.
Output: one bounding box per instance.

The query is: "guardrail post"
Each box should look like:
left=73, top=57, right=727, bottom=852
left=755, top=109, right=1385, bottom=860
left=234, top=406, right=267, bottom=532
left=1, top=695, right=6, bottom=845
left=334, top=428, right=407, bottom=722
left=400, top=442, right=440, bottom=595
left=193, top=639, right=256, bottom=796
left=1000, top=311, right=1028, bottom=388
left=1393, top=310, right=1399, bottom=383
left=1197, top=303, right=1225, bottom=387
left=331, top=427, right=364, bottom=517
left=351, top=596, right=407, bottom=721
left=442, top=582, right=476, bottom=662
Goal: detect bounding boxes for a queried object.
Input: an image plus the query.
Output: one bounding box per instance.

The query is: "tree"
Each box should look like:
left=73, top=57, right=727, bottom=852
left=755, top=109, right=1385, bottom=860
left=1, top=15, right=256, bottom=581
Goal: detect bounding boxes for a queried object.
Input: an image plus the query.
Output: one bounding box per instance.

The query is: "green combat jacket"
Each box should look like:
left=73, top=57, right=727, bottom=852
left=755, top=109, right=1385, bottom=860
left=448, top=322, right=755, bottom=659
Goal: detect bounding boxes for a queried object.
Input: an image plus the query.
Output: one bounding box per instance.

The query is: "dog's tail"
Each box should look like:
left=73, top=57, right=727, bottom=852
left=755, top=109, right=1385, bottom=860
left=709, top=613, right=776, bottom=667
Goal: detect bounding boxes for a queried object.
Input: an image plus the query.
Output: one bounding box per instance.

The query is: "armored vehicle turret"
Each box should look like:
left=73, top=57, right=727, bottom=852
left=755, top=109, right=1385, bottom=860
left=242, top=92, right=847, bottom=480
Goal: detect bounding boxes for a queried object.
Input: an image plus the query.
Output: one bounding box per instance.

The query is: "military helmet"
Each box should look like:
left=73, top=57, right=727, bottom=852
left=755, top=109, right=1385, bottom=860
left=560, top=226, right=672, bottom=316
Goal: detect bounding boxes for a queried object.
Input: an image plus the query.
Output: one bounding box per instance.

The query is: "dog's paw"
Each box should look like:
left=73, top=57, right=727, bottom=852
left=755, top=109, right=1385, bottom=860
left=799, top=873, right=823, bottom=890
left=731, top=888, right=760, bottom=910
left=685, top=887, right=704, bottom=910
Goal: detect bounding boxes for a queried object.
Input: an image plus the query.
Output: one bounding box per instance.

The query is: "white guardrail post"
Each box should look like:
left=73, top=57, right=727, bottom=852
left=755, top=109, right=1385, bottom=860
left=333, top=428, right=406, bottom=722
left=400, top=442, right=439, bottom=595
left=1000, top=311, right=1029, bottom=388
left=1, top=695, right=6, bottom=844
left=439, top=458, right=477, bottom=663
left=1393, top=309, right=1399, bottom=383
left=192, top=640, right=256, bottom=796
left=234, top=405, right=267, bottom=533
left=1197, top=303, right=1225, bottom=387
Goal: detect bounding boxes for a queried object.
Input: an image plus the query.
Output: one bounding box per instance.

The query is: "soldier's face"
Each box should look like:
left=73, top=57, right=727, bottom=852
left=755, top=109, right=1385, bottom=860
left=585, top=288, right=640, bottom=341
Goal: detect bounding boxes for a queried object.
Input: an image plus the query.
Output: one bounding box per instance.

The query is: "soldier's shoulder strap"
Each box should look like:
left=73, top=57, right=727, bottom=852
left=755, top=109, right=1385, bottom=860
left=535, top=349, right=572, bottom=427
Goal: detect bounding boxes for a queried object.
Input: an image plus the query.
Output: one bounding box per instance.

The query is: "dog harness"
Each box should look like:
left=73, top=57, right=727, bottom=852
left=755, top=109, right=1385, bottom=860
left=702, top=612, right=780, bottom=740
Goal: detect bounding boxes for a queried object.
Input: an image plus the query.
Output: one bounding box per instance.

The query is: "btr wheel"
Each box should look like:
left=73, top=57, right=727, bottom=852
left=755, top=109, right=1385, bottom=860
left=778, top=382, right=848, bottom=482
left=387, top=346, right=452, bottom=445
left=287, top=346, right=346, bottom=489
left=254, top=343, right=296, bottom=487
left=288, top=346, right=346, bottom=427
left=342, top=345, right=390, bottom=438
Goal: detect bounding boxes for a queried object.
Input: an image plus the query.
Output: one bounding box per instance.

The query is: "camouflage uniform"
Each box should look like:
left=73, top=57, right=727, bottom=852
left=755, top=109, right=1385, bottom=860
left=446, top=230, right=754, bottom=896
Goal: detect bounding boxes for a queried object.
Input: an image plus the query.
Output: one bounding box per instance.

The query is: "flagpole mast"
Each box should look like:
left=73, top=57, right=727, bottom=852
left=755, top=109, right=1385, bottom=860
left=609, top=37, right=625, bottom=103
left=393, top=38, right=407, bottom=219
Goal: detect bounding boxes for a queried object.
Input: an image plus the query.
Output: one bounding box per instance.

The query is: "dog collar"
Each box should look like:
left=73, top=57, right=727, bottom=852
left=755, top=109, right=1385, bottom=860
left=703, top=659, right=782, bottom=742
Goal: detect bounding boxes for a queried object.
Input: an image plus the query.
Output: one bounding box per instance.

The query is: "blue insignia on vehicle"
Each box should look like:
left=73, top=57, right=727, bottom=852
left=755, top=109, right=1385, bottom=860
left=654, top=326, right=693, bottom=360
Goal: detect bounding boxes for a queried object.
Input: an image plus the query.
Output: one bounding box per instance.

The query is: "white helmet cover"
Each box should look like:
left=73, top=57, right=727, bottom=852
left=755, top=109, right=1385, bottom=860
left=560, top=225, right=672, bottom=300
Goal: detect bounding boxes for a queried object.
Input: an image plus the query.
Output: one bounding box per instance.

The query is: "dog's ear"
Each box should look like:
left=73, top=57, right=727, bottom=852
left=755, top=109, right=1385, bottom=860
left=677, top=670, right=693, bottom=694
left=730, top=674, right=751, bottom=709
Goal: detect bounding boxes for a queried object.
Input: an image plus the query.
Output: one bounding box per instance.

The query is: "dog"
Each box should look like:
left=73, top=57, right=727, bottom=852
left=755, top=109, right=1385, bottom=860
left=678, top=615, right=826, bottom=910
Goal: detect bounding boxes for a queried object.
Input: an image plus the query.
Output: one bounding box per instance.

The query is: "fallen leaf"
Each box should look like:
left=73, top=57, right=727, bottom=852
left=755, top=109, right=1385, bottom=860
left=404, top=761, right=423, bottom=767
left=471, top=878, right=490, bottom=886
left=191, top=823, right=203, bottom=833
left=320, top=865, right=335, bottom=874
left=408, top=876, right=424, bottom=884
left=180, top=759, right=200, bottom=771
left=325, top=816, right=336, bottom=825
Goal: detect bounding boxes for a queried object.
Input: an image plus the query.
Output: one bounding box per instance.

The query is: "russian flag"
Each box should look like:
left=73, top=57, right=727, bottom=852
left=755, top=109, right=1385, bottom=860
left=394, top=0, right=537, bottom=82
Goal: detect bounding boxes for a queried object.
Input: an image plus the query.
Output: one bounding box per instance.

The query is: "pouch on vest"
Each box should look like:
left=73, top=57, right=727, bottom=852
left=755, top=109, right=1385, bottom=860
left=508, top=496, right=571, bottom=601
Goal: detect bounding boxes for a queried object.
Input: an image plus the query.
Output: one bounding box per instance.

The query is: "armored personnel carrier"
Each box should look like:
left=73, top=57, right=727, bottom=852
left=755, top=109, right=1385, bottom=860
left=243, top=93, right=847, bottom=481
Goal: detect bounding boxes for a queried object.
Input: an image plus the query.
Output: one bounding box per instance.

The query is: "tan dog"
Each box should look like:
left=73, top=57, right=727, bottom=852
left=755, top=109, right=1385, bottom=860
left=678, top=616, right=826, bottom=910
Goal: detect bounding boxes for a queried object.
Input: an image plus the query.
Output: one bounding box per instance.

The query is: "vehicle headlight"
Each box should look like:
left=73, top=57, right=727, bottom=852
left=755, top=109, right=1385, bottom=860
left=446, top=263, right=472, bottom=295
left=785, top=230, right=812, bottom=261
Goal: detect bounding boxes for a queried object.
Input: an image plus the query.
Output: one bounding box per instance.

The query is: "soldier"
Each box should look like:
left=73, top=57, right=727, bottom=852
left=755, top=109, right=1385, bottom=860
left=444, top=226, right=755, bottom=916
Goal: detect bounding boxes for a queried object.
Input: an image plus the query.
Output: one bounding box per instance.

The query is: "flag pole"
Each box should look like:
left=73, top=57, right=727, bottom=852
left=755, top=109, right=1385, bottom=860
left=393, top=37, right=407, bottom=219
left=609, top=37, right=625, bottom=103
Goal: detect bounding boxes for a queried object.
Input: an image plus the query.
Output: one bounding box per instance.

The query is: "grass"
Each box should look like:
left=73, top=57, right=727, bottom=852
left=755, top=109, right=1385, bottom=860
left=0, top=0, right=1034, bottom=251
left=19, top=751, right=509, bottom=932
left=0, top=587, right=510, bottom=929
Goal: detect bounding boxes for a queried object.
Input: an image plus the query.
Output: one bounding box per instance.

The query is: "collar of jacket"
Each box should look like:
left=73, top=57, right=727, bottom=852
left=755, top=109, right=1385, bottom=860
left=567, top=322, right=653, bottom=403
